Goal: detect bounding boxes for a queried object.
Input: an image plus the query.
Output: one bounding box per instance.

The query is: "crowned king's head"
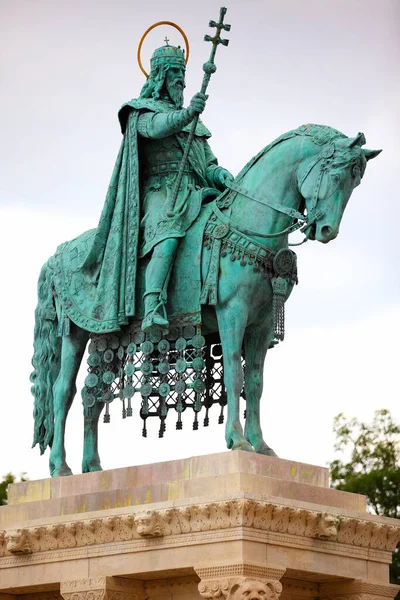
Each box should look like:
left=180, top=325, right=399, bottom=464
left=140, top=43, right=187, bottom=107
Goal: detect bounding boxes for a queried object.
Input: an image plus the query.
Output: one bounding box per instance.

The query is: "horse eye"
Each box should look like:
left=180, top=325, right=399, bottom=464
left=352, top=165, right=361, bottom=178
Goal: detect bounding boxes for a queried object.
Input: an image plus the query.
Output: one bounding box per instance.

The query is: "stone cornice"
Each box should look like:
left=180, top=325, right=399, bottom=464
left=320, top=580, right=400, bottom=599
left=0, top=499, right=399, bottom=558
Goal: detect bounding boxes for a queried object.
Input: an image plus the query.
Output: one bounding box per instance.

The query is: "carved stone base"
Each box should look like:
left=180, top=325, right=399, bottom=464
left=0, top=453, right=399, bottom=600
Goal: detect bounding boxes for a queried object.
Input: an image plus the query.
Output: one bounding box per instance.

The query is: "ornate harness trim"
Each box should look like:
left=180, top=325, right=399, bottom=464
left=200, top=207, right=297, bottom=341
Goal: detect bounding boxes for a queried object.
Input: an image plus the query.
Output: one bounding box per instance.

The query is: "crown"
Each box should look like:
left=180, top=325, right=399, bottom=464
left=150, top=44, right=186, bottom=71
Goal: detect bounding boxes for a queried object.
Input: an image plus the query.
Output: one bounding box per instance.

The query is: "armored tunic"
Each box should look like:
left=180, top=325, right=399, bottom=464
left=137, top=112, right=223, bottom=256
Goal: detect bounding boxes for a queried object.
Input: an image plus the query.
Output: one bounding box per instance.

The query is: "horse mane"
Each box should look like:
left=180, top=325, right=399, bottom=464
left=235, top=123, right=349, bottom=184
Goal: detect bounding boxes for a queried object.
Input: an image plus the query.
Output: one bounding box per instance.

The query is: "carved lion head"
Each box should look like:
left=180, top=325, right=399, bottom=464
left=5, top=529, right=32, bottom=554
left=227, top=580, right=279, bottom=600
left=135, top=510, right=162, bottom=537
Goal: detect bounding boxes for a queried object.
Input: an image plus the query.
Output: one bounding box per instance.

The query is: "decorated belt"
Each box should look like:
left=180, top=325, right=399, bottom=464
left=143, top=161, right=195, bottom=176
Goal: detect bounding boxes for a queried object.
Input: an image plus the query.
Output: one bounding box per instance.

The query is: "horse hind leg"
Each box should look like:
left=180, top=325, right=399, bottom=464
left=82, top=400, right=104, bottom=473
left=243, top=327, right=278, bottom=457
left=49, top=325, right=89, bottom=477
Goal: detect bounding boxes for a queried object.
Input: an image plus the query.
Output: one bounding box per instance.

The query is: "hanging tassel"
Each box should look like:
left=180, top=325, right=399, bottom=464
left=272, top=277, right=288, bottom=341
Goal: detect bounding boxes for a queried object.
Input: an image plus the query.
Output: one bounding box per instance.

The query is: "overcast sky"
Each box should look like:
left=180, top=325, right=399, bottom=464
left=0, top=0, right=399, bottom=482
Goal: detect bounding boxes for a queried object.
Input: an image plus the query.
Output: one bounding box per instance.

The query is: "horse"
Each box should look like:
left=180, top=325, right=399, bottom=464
left=31, top=124, right=380, bottom=477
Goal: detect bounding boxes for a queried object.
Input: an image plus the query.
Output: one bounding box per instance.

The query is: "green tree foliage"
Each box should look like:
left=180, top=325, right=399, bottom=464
left=330, top=409, right=400, bottom=589
left=0, top=472, right=28, bottom=506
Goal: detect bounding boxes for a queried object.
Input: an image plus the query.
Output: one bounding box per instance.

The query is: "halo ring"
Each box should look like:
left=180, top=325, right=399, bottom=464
left=137, top=21, right=190, bottom=78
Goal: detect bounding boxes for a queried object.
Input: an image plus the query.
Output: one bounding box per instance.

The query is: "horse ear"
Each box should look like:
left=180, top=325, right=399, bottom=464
left=363, top=148, right=382, bottom=161
left=348, top=132, right=366, bottom=147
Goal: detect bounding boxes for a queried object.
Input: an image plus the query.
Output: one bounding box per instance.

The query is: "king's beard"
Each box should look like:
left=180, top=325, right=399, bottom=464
left=165, top=78, right=184, bottom=108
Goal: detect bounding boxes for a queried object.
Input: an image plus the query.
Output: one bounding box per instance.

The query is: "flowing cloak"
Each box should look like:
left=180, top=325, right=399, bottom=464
left=52, top=98, right=215, bottom=334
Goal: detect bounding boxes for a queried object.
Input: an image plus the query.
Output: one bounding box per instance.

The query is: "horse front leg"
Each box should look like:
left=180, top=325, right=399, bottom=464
left=216, top=302, right=253, bottom=452
left=82, top=401, right=104, bottom=473
left=243, top=326, right=277, bottom=456
left=49, top=325, right=89, bottom=477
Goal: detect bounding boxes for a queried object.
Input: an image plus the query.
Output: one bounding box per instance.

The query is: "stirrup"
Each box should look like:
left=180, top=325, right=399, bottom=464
left=141, top=312, right=169, bottom=334
left=141, top=291, right=169, bottom=334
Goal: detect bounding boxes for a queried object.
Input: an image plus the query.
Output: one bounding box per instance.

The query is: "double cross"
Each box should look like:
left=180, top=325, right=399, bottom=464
left=166, top=7, right=231, bottom=217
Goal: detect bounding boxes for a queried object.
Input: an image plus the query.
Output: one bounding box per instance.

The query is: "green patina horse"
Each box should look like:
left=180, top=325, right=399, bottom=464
left=31, top=124, right=380, bottom=477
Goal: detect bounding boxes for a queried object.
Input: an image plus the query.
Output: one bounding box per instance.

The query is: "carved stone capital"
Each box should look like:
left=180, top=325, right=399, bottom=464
left=320, top=579, right=400, bottom=600
left=195, top=562, right=286, bottom=599
left=60, top=576, right=147, bottom=600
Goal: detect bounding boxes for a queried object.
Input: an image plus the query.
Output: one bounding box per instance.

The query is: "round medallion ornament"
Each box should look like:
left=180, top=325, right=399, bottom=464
left=191, top=334, right=205, bottom=349
left=103, top=349, right=114, bottom=363
left=83, top=393, right=96, bottom=408
left=213, top=224, right=229, bottom=239
left=157, top=339, right=170, bottom=353
left=159, top=382, right=170, bottom=397
left=121, top=333, right=130, bottom=346
left=141, top=340, right=154, bottom=355
left=141, top=360, right=153, bottom=375
left=123, top=384, right=135, bottom=398
left=183, top=325, right=195, bottom=339
left=96, top=338, right=107, bottom=352
left=141, top=383, right=153, bottom=397
left=125, top=363, right=135, bottom=377
left=109, top=336, right=120, bottom=349
left=192, top=357, right=205, bottom=372
left=149, top=330, right=162, bottom=343
left=103, top=371, right=115, bottom=385
left=102, top=390, right=114, bottom=403
left=175, top=380, right=186, bottom=394
left=133, top=331, right=145, bottom=345
left=88, top=353, right=101, bottom=367
left=85, top=373, right=98, bottom=388
left=193, top=379, right=206, bottom=393
left=175, top=337, right=187, bottom=352
left=175, top=358, right=187, bottom=373
left=127, top=342, right=137, bottom=356
left=117, top=346, right=125, bottom=360
left=273, top=249, right=295, bottom=277
left=158, top=361, right=170, bottom=375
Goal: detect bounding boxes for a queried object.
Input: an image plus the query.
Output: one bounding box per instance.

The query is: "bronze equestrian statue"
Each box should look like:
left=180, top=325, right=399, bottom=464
left=30, top=12, right=381, bottom=477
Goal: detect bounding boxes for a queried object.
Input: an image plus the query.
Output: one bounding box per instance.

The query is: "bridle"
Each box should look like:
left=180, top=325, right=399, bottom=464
left=219, top=141, right=336, bottom=246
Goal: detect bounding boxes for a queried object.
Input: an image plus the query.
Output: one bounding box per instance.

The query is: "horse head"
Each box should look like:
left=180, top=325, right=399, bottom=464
left=298, top=132, right=381, bottom=243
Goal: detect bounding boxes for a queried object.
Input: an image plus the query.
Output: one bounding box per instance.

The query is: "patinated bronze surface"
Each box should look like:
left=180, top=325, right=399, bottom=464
left=30, top=9, right=381, bottom=477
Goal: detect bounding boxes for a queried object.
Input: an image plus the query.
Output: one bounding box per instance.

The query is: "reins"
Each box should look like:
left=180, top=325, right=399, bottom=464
left=221, top=144, right=333, bottom=246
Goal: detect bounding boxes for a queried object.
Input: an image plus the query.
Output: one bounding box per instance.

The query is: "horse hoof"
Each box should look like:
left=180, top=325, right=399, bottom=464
left=51, top=465, right=73, bottom=478
left=82, top=462, right=103, bottom=473
left=231, top=440, right=255, bottom=453
left=254, top=443, right=278, bottom=457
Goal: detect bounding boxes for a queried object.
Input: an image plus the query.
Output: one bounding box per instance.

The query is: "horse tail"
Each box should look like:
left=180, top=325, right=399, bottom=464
left=30, top=259, right=61, bottom=454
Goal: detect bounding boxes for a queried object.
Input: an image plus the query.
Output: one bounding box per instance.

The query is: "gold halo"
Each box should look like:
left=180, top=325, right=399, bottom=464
left=137, top=21, right=190, bottom=78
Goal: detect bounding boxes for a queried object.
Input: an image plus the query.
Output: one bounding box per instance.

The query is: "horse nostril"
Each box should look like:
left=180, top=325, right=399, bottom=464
left=321, top=225, right=332, bottom=238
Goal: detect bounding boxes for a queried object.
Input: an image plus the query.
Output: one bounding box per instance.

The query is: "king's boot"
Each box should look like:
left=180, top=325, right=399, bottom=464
left=141, top=238, right=178, bottom=334
left=142, top=290, right=169, bottom=333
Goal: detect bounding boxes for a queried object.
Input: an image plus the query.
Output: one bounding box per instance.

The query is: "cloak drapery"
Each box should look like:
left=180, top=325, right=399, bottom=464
left=52, top=99, right=213, bottom=334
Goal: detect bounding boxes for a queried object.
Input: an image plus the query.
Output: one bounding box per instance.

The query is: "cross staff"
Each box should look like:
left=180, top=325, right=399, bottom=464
left=166, top=7, right=231, bottom=217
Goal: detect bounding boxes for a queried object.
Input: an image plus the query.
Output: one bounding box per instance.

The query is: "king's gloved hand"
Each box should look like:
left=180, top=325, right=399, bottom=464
left=188, top=92, right=208, bottom=117
left=217, top=168, right=234, bottom=188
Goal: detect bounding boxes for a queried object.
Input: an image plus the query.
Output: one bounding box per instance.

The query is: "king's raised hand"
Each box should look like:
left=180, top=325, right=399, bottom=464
left=188, top=92, right=207, bottom=118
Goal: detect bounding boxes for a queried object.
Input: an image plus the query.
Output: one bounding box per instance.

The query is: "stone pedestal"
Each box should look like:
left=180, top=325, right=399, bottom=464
left=0, top=452, right=399, bottom=600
